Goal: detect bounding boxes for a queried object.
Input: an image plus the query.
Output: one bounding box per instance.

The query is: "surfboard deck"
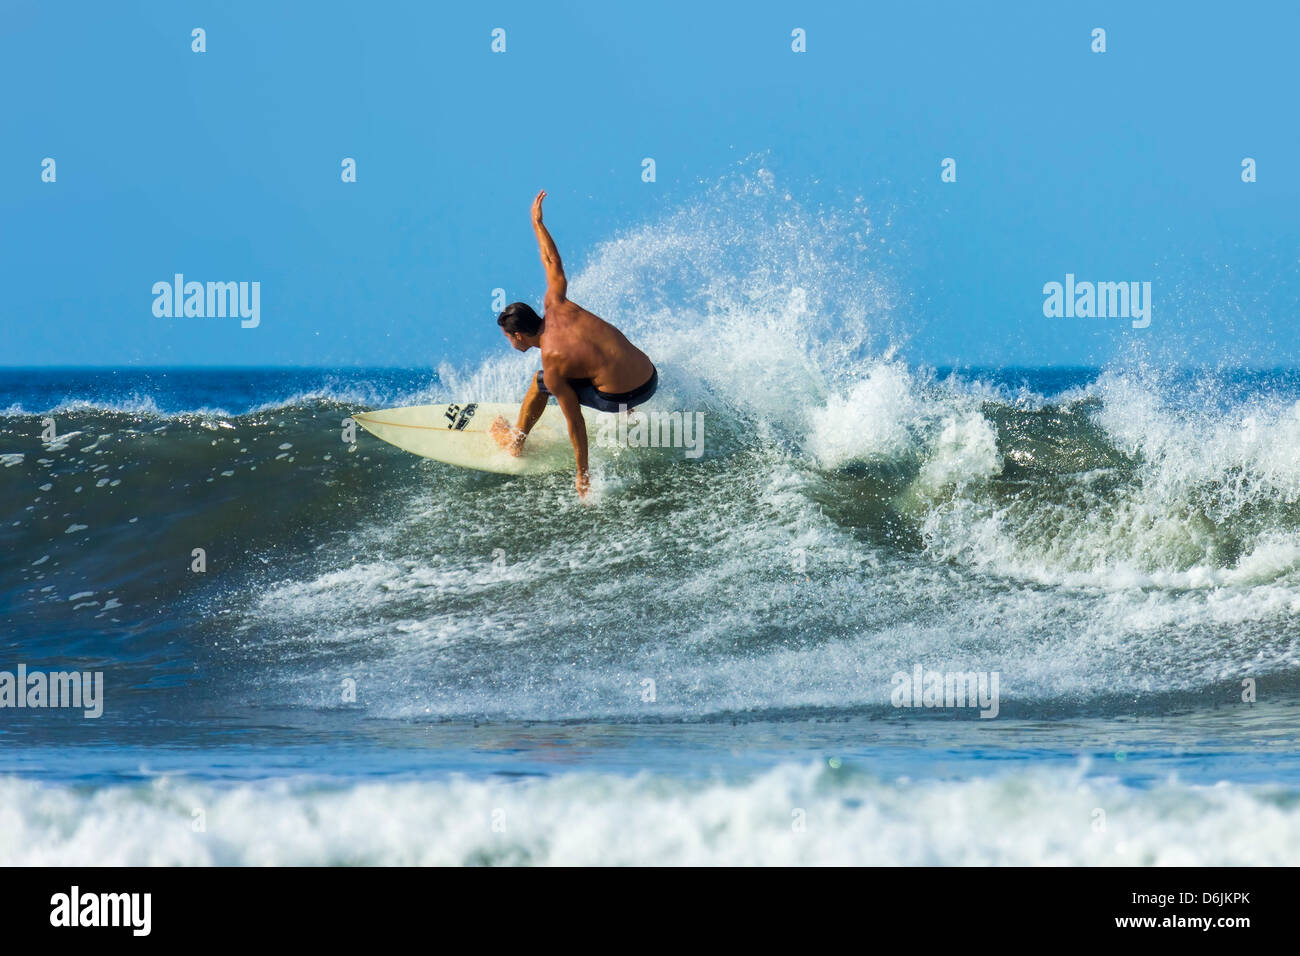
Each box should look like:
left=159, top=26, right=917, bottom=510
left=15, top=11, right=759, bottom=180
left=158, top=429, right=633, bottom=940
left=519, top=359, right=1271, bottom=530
left=352, top=402, right=604, bottom=475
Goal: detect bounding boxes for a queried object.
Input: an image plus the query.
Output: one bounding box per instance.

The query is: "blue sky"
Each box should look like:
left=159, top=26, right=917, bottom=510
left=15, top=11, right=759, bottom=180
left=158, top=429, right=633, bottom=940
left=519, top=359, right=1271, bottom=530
left=3, top=0, right=1297, bottom=368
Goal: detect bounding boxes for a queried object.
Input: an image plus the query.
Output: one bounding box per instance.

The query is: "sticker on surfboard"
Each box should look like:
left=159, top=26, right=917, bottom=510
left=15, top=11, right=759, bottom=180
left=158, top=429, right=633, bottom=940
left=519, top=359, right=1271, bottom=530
left=444, top=403, right=476, bottom=430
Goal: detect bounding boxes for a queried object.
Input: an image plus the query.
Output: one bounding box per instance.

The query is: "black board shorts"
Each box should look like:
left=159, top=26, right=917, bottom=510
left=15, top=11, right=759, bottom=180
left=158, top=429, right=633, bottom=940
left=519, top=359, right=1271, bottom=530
left=535, top=366, right=658, bottom=413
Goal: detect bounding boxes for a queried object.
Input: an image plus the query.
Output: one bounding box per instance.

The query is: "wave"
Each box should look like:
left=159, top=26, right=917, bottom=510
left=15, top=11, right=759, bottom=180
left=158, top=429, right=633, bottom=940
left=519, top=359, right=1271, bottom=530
left=3, top=763, right=1298, bottom=865
left=795, top=360, right=1300, bottom=591
left=4, top=166, right=1300, bottom=722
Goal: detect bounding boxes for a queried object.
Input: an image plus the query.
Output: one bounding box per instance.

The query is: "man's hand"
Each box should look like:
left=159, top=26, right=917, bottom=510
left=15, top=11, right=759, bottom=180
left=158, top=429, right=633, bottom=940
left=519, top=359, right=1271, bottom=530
left=531, top=189, right=547, bottom=224
left=575, top=468, right=590, bottom=498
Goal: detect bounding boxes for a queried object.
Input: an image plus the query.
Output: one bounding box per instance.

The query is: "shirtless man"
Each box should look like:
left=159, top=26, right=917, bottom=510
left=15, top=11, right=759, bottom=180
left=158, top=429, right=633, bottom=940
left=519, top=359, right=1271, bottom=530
left=489, top=190, right=657, bottom=496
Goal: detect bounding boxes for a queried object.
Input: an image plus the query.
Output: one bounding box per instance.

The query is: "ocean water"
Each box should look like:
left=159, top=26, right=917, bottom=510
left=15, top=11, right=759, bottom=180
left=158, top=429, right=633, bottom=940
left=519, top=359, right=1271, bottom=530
left=4, top=188, right=1300, bottom=865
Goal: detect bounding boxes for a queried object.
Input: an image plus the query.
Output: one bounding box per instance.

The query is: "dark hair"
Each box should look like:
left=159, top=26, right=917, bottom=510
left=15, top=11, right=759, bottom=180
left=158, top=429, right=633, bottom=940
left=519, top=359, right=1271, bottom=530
left=497, top=302, right=543, bottom=336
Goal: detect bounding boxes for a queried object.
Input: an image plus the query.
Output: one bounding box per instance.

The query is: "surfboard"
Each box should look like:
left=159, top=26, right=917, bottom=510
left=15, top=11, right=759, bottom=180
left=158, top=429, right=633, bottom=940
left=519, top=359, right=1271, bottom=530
left=351, top=402, right=604, bottom=475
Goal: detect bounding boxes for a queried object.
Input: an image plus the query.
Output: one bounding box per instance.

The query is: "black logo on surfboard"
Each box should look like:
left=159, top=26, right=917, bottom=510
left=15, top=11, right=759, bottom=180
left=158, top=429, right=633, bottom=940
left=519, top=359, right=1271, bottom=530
left=445, top=403, right=477, bottom=430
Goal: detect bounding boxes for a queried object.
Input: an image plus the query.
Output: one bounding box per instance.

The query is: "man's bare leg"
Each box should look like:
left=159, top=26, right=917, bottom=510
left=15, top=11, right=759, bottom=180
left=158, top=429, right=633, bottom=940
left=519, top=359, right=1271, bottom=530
left=490, top=374, right=548, bottom=455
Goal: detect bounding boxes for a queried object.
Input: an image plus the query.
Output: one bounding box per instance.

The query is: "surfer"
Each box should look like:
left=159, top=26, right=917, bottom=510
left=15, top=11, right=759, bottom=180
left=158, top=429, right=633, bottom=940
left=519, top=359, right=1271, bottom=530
left=490, top=190, right=658, bottom=496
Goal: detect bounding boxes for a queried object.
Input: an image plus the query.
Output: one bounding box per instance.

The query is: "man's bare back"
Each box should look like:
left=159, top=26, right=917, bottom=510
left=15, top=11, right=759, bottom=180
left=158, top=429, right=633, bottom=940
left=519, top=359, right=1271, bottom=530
left=489, top=190, right=658, bottom=496
left=537, top=298, right=654, bottom=395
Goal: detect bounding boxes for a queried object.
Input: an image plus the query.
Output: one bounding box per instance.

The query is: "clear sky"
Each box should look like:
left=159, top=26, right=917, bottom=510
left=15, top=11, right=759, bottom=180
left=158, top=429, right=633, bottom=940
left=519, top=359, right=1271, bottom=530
left=3, top=0, right=1297, bottom=368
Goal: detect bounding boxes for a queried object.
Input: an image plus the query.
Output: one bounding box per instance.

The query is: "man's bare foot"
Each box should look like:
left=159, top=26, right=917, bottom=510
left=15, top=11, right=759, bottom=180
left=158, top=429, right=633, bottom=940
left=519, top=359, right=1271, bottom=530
left=489, top=416, right=525, bottom=456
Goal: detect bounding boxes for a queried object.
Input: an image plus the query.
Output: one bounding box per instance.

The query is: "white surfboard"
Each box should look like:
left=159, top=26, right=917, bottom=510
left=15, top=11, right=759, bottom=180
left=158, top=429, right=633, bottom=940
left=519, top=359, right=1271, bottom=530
left=352, top=402, right=604, bottom=475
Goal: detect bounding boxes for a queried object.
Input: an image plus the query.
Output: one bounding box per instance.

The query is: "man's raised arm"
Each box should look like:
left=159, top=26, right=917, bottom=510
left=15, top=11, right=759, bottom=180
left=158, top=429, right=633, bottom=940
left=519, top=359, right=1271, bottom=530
left=531, top=190, right=567, bottom=303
